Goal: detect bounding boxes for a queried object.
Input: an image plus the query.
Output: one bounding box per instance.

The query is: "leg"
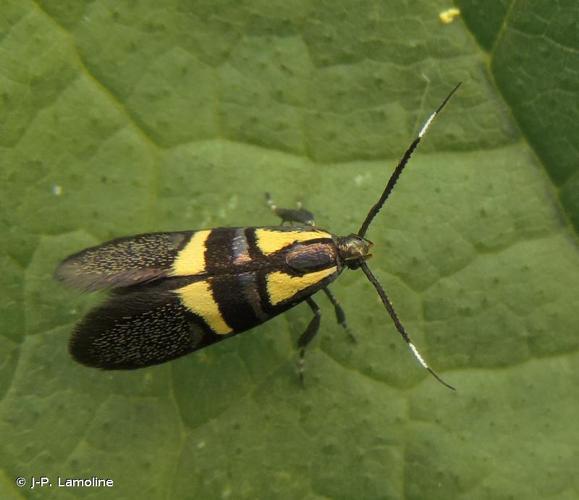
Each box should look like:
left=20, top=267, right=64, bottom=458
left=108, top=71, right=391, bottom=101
left=323, top=287, right=356, bottom=343
left=266, top=192, right=316, bottom=226
left=296, top=297, right=321, bottom=385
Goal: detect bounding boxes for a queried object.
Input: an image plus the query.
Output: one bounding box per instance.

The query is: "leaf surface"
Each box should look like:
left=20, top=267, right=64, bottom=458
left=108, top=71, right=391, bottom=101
left=1, top=1, right=577, bottom=499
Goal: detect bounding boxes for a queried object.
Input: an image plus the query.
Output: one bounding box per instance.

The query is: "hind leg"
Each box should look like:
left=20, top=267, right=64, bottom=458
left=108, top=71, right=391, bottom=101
left=266, top=193, right=315, bottom=226
left=296, top=297, right=322, bottom=386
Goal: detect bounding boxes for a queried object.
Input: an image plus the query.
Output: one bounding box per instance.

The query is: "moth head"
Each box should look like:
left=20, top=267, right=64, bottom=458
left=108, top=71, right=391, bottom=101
left=337, top=234, right=373, bottom=269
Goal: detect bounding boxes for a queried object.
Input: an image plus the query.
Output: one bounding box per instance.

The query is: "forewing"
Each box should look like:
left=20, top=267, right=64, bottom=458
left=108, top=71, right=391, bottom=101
left=55, top=231, right=194, bottom=291
left=69, top=277, right=216, bottom=369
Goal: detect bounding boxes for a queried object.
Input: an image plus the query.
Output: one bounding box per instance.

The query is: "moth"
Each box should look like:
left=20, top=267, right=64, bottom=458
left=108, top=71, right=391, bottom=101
left=56, top=84, right=461, bottom=389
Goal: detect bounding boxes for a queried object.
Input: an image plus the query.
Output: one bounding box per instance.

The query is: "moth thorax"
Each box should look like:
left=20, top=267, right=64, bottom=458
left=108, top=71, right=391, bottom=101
left=337, top=234, right=373, bottom=269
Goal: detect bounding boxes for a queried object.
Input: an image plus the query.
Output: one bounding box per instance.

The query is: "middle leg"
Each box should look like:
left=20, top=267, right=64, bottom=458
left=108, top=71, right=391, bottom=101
left=323, top=287, right=356, bottom=343
left=296, top=297, right=321, bottom=385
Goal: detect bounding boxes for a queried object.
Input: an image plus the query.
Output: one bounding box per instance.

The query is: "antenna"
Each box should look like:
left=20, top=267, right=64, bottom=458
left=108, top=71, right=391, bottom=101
left=357, top=82, right=462, bottom=238
left=360, top=262, right=455, bottom=390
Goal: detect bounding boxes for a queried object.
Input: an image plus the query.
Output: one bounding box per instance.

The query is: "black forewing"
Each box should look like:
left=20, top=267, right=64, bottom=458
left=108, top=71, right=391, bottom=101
left=69, top=277, right=221, bottom=369
left=55, top=231, right=194, bottom=292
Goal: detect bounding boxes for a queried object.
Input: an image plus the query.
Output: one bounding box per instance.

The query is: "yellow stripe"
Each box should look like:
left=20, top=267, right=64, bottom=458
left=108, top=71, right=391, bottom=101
left=171, top=230, right=211, bottom=276
left=255, top=228, right=332, bottom=255
left=267, top=267, right=337, bottom=306
left=176, top=280, right=232, bottom=335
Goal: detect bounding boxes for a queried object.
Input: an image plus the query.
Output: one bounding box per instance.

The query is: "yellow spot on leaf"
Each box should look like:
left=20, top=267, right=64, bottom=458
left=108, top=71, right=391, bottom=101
left=439, top=7, right=460, bottom=24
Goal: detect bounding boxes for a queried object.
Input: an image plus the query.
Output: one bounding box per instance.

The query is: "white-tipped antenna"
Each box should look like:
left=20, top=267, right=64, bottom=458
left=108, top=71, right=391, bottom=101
left=360, top=262, right=455, bottom=391
left=358, top=82, right=462, bottom=238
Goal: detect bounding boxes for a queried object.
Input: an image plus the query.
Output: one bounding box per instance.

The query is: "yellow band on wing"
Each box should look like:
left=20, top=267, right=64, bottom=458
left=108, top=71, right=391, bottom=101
left=177, top=280, right=232, bottom=334
left=255, top=228, right=332, bottom=255
left=267, top=267, right=337, bottom=306
left=171, top=230, right=211, bottom=276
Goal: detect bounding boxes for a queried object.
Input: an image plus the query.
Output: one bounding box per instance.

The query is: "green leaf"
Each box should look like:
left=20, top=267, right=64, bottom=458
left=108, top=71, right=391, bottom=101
left=1, top=1, right=577, bottom=499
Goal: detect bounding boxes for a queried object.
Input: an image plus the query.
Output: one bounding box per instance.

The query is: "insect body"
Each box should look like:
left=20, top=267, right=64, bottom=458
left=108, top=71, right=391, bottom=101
left=56, top=84, right=461, bottom=389
left=58, top=227, right=356, bottom=369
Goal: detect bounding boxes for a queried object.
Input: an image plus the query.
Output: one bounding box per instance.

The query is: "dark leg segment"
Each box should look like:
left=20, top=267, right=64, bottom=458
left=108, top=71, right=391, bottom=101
left=297, top=297, right=321, bottom=385
left=323, top=287, right=356, bottom=343
left=265, top=193, right=316, bottom=226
